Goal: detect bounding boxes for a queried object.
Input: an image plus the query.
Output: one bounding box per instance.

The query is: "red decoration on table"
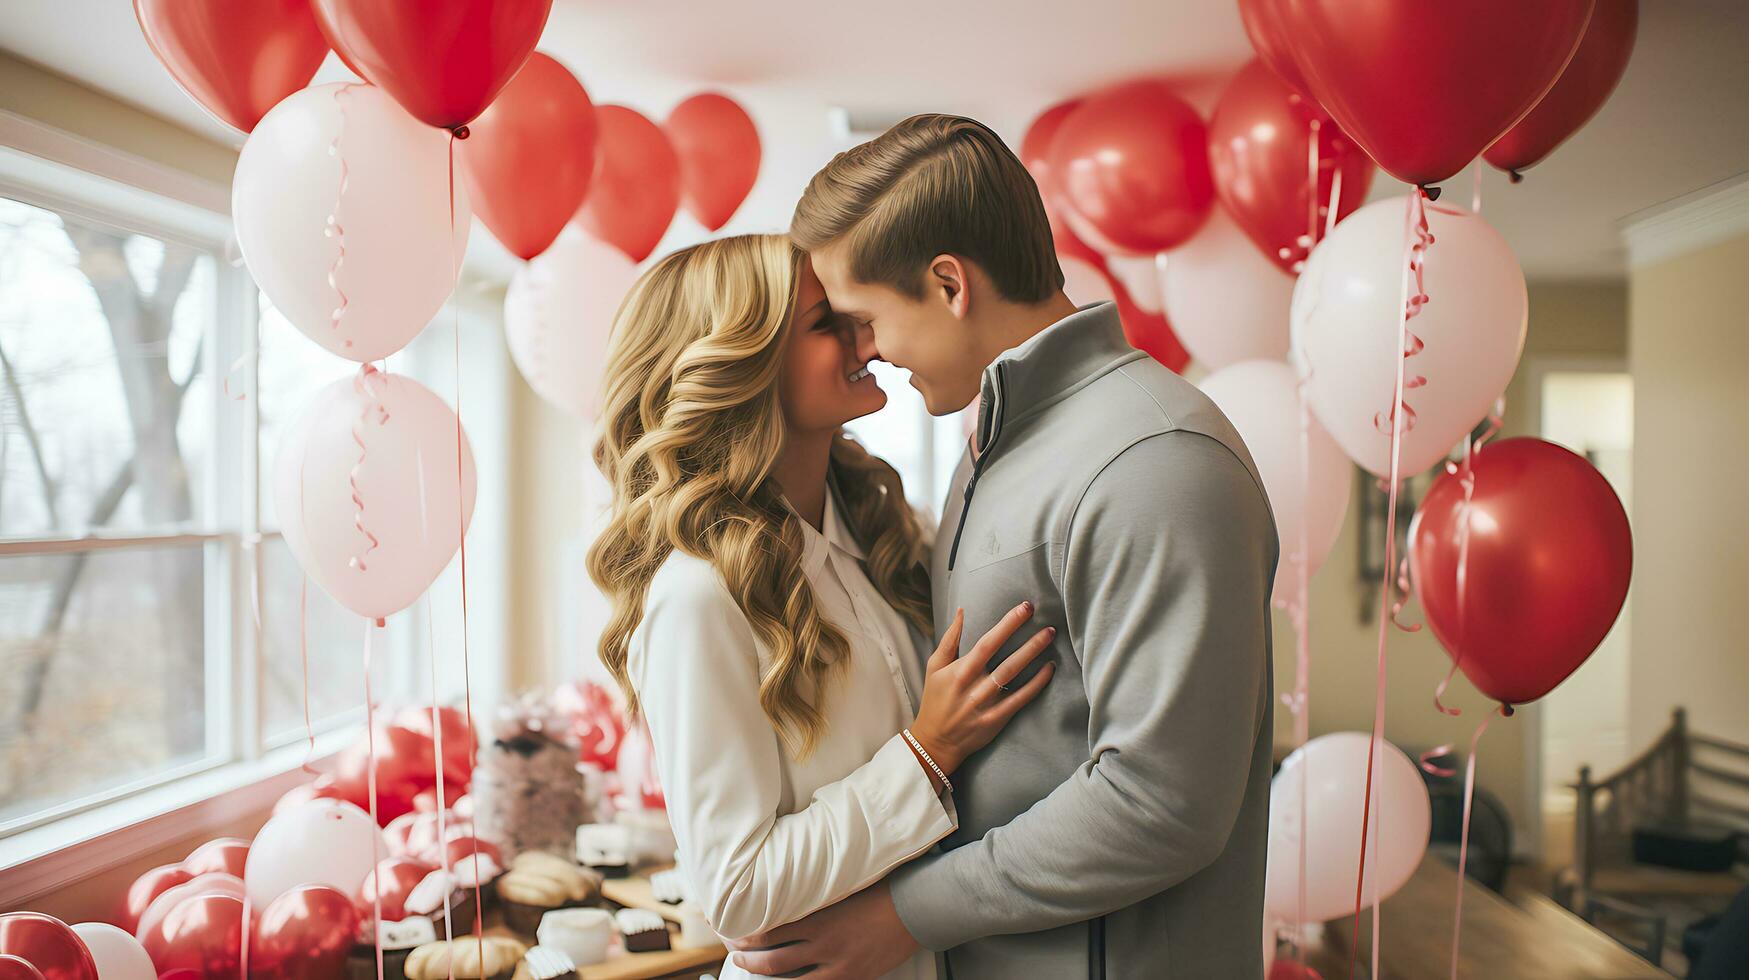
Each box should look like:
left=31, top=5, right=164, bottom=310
left=137, top=893, right=245, bottom=976
left=0, top=914, right=96, bottom=980
left=251, top=885, right=360, bottom=980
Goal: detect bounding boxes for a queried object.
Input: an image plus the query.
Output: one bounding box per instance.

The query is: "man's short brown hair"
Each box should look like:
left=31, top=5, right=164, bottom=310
left=790, top=114, right=1063, bottom=303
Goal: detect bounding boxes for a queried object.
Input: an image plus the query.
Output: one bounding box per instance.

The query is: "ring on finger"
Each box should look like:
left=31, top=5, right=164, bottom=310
left=991, top=675, right=1011, bottom=694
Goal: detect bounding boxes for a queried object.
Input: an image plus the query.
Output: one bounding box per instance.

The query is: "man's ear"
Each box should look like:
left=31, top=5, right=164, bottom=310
left=929, top=254, right=971, bottom=320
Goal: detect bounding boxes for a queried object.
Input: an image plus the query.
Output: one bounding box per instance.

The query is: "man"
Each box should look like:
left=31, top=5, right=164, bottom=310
left=736, top=114, right=1278, bottom=979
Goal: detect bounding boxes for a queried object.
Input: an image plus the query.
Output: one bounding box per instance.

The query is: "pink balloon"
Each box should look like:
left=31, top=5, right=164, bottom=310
left=180, top=837, right=249, bottom=878
left=1265, top=733, right=1430, bottom=924
left=503, top=230, right=641, bottom=419
left=234, top=83, right=471, bottom=363
left=67, top=924, right=153, bottom=980
left=1291, top=197, right=1526, bottom=478
left=245, top=800, right=389, bottom=909
left=273, top=370, right=476, bottom=621
left=1059, top=254, right=1116, bottom=308
left=1164, top=209, right=1295, bottom=370
left=1199, top=360, right=1351, bottom=605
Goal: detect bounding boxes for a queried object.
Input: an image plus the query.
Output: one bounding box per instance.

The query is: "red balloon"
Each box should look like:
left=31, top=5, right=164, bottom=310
left=460, top=52, right=599, bottom=261
left=1267, top=961, right=1324, bottom=980
left=1409, top=438, right=1632, bottom=705
left=667, top=93, right=761, bottom=232
left=310, top=0, right=554, bottom=130
left=395, top=704, right=477, bottom=789
left=328, top=719, right=439, bottom=824
left=0, top=914, right=95, bottom=980
left=134, top=873, right=246, bottom=944
left=355, top=856, right=434, bottom=922
left=181, top=836, right=250, bottom=879
left=138, top=893, right=244, bottom=976
left=1019, top=99, right=1090, bottom=256
left=133, top=0, right=328, bottom=133
left=577, top=105, right=681, bottom=263
left=1270, top=0, right=1594, bottom=187
left=1112, top=275, right=1188, bottom=374
left=1048, top=80, right=1214, bottom=256
left=1486, top=0, right=1639, bottom=177
left=0, top=955, right=46, bottom=980
left=251, top=885, right=360, bottom=980
left=1238, top=0, right=1311, bottom=98
left=119, top=863, right=193, bottom=934
left=1210, top=60, right=1376, bottom=275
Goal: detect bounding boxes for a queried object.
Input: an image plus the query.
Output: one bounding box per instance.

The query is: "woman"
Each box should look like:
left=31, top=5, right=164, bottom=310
left=587, top=235, right=1054, bottom=979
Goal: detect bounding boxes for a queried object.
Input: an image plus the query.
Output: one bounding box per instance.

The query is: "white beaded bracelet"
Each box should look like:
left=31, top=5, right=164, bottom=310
left=903, top=728, right=952, bottom=794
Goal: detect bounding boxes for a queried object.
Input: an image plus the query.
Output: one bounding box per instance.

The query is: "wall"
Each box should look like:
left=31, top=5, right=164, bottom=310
left=1274, top=279, right=1628, bottom=855
left=1626, top=230, right=1749, bottom=751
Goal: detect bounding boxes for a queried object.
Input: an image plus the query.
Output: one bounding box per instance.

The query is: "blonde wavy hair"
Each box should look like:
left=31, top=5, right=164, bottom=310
left=587, top=234, right=932, bottom=757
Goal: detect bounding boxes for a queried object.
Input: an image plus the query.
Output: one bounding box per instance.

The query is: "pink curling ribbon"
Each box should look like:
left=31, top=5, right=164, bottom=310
left=348, top=363, right=390, bottom=576
left=1349, top=188, right=1436, bottom=980
left=1449, top=704, right=1514, bottom=980
left=222, top=352, right=251, bottom=402
left=325, top=84, right=355, bottom=352
left=445, top=132, right=488, bottom=968
left=1418, top=743, right=1458, bottom=779
left=424, top=598, right=458, bottom=979
left=1430, top=396, right=1508, bottom=719
left=364, top=621, right=386, bottom=980
left=1390, top=553, right=1424, bottom=635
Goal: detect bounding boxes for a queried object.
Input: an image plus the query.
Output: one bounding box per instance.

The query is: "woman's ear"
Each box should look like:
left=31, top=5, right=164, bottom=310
left=930, top=254, right=971, bottom=320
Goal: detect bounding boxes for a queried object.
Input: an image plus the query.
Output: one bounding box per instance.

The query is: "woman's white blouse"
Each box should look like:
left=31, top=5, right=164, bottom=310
left=627, top=490, right=954, bottom=980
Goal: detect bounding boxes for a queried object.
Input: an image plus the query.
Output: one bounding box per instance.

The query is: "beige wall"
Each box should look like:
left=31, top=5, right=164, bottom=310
left=0, top=52, right=236, bottom=184
left=1626, top=231, right=1749, bottom=750
left=1276, top=279, right=1628, bottom=853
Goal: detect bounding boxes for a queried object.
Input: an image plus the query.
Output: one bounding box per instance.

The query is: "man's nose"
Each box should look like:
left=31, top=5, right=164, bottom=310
left=853, top=319, right=880, bottom=364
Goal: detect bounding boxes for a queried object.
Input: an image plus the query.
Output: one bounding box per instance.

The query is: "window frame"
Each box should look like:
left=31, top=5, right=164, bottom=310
left=0, top=120, right=416, bottom=889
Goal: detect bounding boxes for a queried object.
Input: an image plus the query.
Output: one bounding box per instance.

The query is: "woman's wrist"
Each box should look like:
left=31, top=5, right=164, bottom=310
left=905, top=723, right=961, bottom=779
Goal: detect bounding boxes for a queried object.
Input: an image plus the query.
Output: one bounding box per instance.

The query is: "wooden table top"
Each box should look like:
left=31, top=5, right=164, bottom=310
left=1304, top=857, right=1671, bottom=979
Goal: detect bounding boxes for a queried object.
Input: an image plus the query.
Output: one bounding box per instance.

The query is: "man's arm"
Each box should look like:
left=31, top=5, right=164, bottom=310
left=888, top=429, right=1276, bottom=949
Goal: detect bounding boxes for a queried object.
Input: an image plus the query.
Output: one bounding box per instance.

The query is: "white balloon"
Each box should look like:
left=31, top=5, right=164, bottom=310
left=1291, top=196, right=1526, bottom=478
left=235, top=83, right=471, bottom=362
left=1165, top=208, right=1295, bottom=370
left=1199, top=360, right=1351, bottom=605
left=1264, top=732, right=1431, bottom=924
left=1059, top=254, right=1115, bottom=308
left=504, top=230, right=640, bottom=419
left=244, top=799, right=388, bottom=909
left=1102, top=253, right=1164, bottom=314
left=71, top=922, right=155, bottom=980
left=274, top=370, right=476, bottom=621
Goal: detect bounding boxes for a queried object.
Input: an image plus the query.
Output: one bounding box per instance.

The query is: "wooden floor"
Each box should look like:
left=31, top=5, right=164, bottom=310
left=1301, top=857, right=1671, bottom=979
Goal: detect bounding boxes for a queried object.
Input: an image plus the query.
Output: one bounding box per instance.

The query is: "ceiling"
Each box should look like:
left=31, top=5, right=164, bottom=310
left=4, top=0, right=1748, bottom=280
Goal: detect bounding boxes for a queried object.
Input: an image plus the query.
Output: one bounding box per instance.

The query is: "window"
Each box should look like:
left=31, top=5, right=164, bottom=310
left=0, top=152, right=435, bottom=842
left=843, top=359, right=968, bottom=527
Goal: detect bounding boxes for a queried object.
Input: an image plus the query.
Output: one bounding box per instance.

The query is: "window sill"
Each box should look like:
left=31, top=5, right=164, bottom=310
left=0, top=726, right=356, bottom=908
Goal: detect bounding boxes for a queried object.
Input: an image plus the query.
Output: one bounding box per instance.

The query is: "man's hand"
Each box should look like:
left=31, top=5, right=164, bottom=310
left=726, top=881, right=919, bottom=979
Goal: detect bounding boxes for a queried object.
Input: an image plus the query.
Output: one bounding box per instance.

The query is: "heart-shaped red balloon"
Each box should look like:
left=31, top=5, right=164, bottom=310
left=665, top=93, right=762, bottom=232
left=138, top=893, right=245, bottom=977
left=1269, top=0, right=1595, bottom=187
left=460, top=52, right=599, bottom=260
left=251, top=885, right=360, bottom=980
left=577, top=105, right=681, bottom=263
left=119, top=863, right=193, bottom=935
left=1486, top=0, right=1638, bottom=177
left=181, top=837, right=251, bottom=879
left=133, top=0, right=329, bottom=133
left=0, top=914, right=95, bottom=980
left=1409, top=438, right=1632, bottom=705
left=133, top=873, right=246, bottom=945
left=1209, top=60, right=1375, bottom=275
left=310, top=0, right=555, bottom=131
